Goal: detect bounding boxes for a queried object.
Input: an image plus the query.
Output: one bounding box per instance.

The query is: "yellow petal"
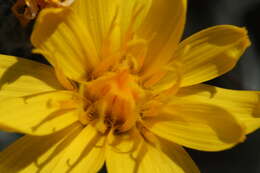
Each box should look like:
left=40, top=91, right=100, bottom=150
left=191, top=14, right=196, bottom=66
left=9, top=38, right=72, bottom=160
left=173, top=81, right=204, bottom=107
left=31, top=8, right=99, bottom=82
left=0, top=91, right=80, bottom=135
left=174, top=25, right=250, bottom=87
left=0, top=123, right=82, bottom=173
left=32, top=0, right=153, bottom=81
left=177, top=84, right=260, bottom=134
left=106, top=129, right=185, bottom=173
left=158, top=137, right=200, bottom=173
left=139, top=0, right=187, bottom=79
left=0, top=54, right=62, bottom=100
left=144, top=97, right=246, bottom=151
left=52, top=124, right=105, bottom=173
left=73, top=0, right=152, bottom=53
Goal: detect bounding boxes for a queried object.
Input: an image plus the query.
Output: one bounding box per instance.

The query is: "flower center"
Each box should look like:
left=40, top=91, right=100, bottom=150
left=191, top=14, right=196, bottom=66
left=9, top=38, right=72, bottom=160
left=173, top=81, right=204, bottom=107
left=78, top=69, right=146, bottom=134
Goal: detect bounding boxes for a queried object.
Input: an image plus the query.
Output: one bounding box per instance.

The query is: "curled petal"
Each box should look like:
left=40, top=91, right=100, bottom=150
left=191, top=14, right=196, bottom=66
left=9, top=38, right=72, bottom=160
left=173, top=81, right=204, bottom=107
left=173, top=25, right=250, bottom=87
left=144, top=97, right=246, bottom=151
left=177, top=84, right=260, bottom=133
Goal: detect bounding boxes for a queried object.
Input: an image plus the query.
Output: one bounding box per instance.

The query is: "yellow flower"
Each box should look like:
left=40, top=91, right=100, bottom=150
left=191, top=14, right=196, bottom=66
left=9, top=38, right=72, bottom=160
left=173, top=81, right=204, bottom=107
left=1, top=0, right=260, bottom=172
left=12, top=0, right=74, bottom=26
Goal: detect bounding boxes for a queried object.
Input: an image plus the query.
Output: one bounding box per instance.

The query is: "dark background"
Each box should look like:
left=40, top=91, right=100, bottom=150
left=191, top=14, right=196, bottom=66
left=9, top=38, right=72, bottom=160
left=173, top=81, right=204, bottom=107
left=0, top=0, right=260, bottom=172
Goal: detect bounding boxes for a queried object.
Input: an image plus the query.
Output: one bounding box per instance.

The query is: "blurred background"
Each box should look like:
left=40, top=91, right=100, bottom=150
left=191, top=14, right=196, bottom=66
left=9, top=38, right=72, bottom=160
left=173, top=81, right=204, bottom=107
left=0, top=0, right=260, bottom=172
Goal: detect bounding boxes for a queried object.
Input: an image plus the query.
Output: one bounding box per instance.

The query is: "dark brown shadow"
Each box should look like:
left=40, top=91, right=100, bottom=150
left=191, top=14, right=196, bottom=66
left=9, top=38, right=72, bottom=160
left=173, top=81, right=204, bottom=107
left=147, top=101, right=244, bottom=145
left=0, top=123, right=82, bottom=172
left=252, top=94, right=260, bottom=117
left=0, top=56, right=62, bottom=91
left=31, top=108, right=76, bottom=133
left=177, top=84, right=217, bottom=99
left=64, top=132, right=101, bottom=173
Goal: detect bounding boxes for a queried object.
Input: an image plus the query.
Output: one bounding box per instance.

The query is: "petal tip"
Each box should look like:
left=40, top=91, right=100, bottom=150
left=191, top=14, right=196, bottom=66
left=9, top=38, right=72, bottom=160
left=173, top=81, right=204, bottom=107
left=240, top=27, right=251, bottom=47
left=31, top=7, right=71, bottom=47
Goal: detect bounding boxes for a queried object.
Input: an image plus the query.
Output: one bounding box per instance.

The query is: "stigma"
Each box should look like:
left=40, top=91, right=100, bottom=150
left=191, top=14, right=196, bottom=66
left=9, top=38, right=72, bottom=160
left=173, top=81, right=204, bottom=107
left=78, top=69, right=146, bottom=134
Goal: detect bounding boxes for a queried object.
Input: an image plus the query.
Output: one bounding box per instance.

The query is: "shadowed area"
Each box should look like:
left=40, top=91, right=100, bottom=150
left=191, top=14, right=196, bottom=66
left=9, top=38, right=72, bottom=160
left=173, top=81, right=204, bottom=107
left=0, top=123, right=83, bottom=172
left=0, top=56, right=63, bottom=99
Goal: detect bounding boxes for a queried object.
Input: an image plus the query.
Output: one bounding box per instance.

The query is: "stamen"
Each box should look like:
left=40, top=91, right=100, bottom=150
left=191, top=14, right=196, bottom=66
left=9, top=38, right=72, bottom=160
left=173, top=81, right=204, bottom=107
left=124, top=3, right=145, bottom=43
left=93, top=117, right=109, bottom=134
left=107, top=6, right=120, bottom=41
left=106, top=128, right=140, bottom=154
left=143, top=71, right=167, bottom=88
left=115, top=112, right=139, bottom=133
left=142, top=58, right=183, bottom=97
left=55, top=68, right=76, bottom=90
left=93, top=6, right=121, bottom=78
left=78, top=104, right=96, bottom=125
left=46, top=94, right=82, bottom=110
left=161, top=62, right=182, bottom=96
left=141, top=100, right=163, bottom=118
left=78, top=83, right=85, bottom=96
left=144, top=45, right=191, bottom=96
left=77, top=83, right=97, bottom=125
left=136, top=122, right=161, bottom=149
left=126, top=38, right=148, bottom=73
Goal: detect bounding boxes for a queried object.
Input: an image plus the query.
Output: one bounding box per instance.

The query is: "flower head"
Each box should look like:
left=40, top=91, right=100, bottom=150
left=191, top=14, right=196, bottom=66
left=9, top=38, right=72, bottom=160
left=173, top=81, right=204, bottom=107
left=12, top=0, right=74, bottom=26
left=1, top=0, right=260, bottom=172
